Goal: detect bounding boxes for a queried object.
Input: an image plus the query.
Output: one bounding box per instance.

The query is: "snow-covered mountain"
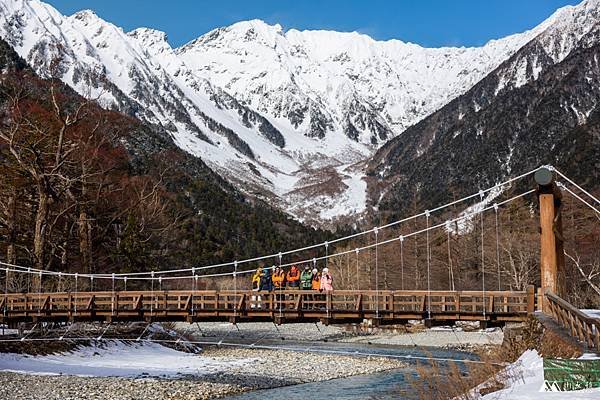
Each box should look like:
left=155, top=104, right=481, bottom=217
left=368, top=0, right=600, bottom=219
left=1, top=0, right=598, bottom=226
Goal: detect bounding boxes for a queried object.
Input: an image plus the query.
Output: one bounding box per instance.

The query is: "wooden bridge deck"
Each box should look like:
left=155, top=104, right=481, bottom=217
left=0, top=288, right=535, bottom=325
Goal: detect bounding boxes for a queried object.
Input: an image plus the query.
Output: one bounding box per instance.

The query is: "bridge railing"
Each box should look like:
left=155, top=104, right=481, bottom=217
left=0, top=288, right=534, bottom=323
left=545, top=291, right=600, bottom=352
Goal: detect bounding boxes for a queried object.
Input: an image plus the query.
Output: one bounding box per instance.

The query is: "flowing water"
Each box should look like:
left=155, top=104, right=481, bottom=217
left=220, top=340, right=478, bottom=399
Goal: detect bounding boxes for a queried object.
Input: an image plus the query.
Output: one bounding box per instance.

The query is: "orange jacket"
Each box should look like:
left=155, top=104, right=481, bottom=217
left=272, top=271, right=286, bottom=288
left=287, top=266, right=300, bottom=284
left=311, top=272, right=321, bottom=290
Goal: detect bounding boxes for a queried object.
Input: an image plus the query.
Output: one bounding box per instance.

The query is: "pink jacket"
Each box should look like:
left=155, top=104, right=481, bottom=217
left=320, top=273, right=333, bottom=291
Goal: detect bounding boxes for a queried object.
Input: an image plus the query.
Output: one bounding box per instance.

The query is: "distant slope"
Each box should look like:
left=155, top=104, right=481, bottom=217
left=2, top=0, right=599, bottom=224
left=0, top=0, right=555, bottom=224
left=368, top=24, right=600, bottom=219
left=0, top=37, right=334, bottom=273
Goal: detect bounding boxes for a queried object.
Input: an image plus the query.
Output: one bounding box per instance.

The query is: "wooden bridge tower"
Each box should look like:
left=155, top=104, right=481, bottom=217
left=535, top=167, right=566, bottom=310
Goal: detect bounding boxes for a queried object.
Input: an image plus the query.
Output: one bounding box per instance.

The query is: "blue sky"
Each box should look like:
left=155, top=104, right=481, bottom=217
left=45, top=0, right=581, bottom=48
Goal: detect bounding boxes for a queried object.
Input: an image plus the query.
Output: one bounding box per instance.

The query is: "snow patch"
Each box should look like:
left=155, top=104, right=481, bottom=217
left=447, top=185, right=504, bottom=235
left=480, top=350, right=600, bottom=399
left=0, top=341, right=253, bottom=378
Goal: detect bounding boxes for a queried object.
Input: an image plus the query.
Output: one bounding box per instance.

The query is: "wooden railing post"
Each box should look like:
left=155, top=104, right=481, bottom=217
left=526, top=285, right=535, bottom=314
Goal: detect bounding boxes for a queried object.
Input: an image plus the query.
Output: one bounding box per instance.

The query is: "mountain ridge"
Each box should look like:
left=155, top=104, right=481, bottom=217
left=367, top=18, right=600, bottom=221
left=1, top=0, right=598, bottom=226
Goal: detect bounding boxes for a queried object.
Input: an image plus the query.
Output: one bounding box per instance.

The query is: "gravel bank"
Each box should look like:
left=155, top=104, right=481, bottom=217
left=176, top=321, right=348, bottom=342
left=178, top=321, right=503, bottom=350
left=340, top=328, right=503, bottom=349
left=0, top=347, right=404, bottom=400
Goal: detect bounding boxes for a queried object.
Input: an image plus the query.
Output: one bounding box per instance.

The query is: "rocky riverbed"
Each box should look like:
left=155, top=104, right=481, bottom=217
left=0, top=347, right=404, bottom=400
left=178, top=321, right=504, bottom=350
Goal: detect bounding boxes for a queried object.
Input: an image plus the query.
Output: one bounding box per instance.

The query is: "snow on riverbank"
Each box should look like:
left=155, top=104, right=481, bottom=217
left=582, top=309, right=600, bottom=319
left=0, top=344, right=405, bottom=399
left=0, top=340, right=252, bottom=378
left=480, top=350, right=600, bottom=399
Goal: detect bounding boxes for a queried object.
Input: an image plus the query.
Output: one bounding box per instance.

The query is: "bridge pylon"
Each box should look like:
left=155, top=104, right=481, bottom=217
left=535, top=167, right=566, bottom=311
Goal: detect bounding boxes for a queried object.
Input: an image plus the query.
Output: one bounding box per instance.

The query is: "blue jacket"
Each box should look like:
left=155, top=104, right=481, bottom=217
left=260, top=267, right=273, bottom=291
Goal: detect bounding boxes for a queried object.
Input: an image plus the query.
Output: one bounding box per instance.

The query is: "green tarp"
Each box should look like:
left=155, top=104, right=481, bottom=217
left=544, top=358, right=600, bottom=391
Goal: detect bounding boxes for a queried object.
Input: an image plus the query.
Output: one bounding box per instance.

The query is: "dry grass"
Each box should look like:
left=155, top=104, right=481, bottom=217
left=400, top=314, right=587, bottom=399
left=402, top=355, right=505, bottom=400
left=400, top=317, right=547, bottom=399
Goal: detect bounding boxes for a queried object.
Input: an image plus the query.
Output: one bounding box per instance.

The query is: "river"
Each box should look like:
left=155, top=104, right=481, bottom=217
left=218, top=340, right=479, bottom=399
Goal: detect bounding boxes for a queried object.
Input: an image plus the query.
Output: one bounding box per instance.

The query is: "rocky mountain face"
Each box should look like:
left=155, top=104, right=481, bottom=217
left=368, top=3, right=600, bottom=220
left=0, top=35, right=335, bottom=272
left=1, top=0, right=599, bottom=227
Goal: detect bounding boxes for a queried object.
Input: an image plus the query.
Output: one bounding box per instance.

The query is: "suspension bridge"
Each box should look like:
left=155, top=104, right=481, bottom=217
left=0, top=166, right=599, bottom=351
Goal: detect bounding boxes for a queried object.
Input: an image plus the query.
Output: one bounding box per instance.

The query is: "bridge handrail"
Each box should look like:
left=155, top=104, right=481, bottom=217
left=545, top=291, right=599, bottom=324
left=545, top=291, right=600, bottom=352
left=0, top=289, right=531, bottom=297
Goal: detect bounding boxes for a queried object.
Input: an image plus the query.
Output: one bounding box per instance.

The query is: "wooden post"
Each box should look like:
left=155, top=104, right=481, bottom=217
left=535, top=168, right=565, bottom=310
left=526, top=285, right=535, bottom=315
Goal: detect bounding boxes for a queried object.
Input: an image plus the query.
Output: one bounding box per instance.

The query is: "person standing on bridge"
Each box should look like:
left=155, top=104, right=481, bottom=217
left=286, top=265, right=300, bottom=289
left=251, top=267, right=264, bottom=291
left=273, top=266, right=285, bottom=306
left=260, top=266, right=273, bottom=292
left=300, top=265, right=313, bottom=290
left=320, top=267, right=333, bottom=292
left=272, top=266, right=285, bottom=289
left=311, top=268, right=320, bottom=290
left=310, top=267, right=321, bottom=309
left=251, top=266, right=264, bottom=309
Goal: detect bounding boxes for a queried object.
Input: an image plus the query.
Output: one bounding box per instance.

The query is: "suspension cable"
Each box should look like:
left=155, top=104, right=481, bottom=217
left=2, top=267, right=6, bottom=334
left=494, top=203, right=501, bottom=291
left=111, top=273, right=115, bottom=314
left=234, top=260, right=238, bottom=320
left=192, top=269, right=197, bottom=317
left=399, top=236, right=404, bottom=291
left=277, top=254, right=282, bottom=319
left=0, top=189, right=537, bottom=282
left=557, top=182, right=600, bottom=214
left=325, top=242, right=330, bottom=320
left=374, top=227, right=379, bottom=318
left=38, top=271, right=42, bottom=317
left=480, top=191, right=486, bottom=320
left=446, top=222, right=455, bottom=291
left=552, top=167, right=600, bottom=205
left=355, top=248, right=360, bottom=291
left=74, top=273, right=78, bottom=314
left=150, top=271, right=154, bottom=316
left=425, top=211, right=431, bottom=320
left=0, top=168, right=543, bottom=280
left=0, top=336, right=504, bottom=366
